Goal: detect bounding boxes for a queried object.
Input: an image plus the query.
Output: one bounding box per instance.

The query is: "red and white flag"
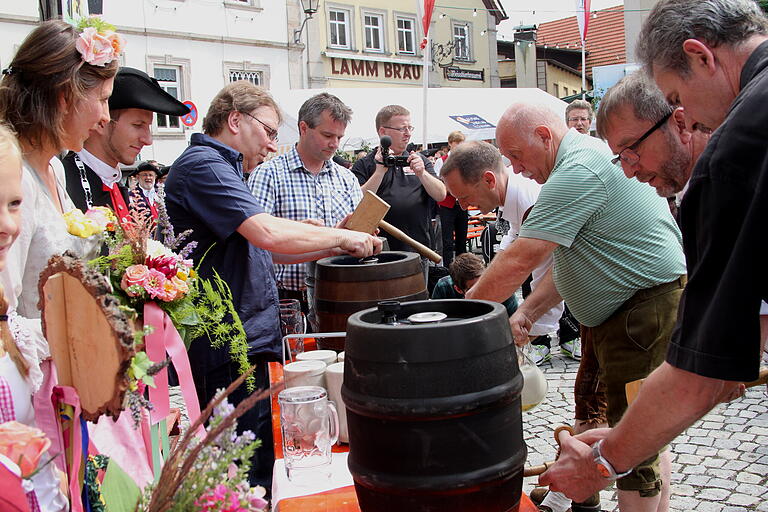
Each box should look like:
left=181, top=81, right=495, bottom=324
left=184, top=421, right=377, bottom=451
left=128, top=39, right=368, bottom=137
left=575, top=0, right=591, bottom=44
left=418, top=0, right=436, bottom=49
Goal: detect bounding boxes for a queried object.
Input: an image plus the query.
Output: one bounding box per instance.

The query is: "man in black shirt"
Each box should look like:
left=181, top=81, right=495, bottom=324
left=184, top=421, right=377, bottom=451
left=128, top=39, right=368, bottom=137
left=351, top=105, right=446, bottom=277
left=540, top=0, right=768, bottom=501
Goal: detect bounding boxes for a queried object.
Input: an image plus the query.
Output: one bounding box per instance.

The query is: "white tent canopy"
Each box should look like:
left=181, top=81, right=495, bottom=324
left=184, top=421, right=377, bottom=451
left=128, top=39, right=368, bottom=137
left=272, top=87, right=567, bottom=152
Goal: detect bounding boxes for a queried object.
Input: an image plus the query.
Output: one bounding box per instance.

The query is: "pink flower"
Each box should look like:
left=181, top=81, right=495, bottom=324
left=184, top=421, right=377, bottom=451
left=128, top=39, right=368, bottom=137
left=0, top=421, right=51, bottom=478
left=170, top=276, right=189, bottom=298
left=105, top=32, right=126, bottom=59
left=121, top=265, right=150, bottom=295
left=146, top=255, right=177, bottom=279
left=143, top=268, right=168, bottom=299
left=75, top=27, right=115, bottom=66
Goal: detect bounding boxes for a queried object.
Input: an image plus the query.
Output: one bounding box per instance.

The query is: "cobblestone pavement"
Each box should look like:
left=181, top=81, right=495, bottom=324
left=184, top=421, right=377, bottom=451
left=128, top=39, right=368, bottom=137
left=523, top=345, right=768, bottom=512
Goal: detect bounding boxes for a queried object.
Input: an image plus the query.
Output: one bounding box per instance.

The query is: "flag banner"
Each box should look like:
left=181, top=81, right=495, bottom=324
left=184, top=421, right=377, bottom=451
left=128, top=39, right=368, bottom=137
left=575, top=0, right=591, bottom=43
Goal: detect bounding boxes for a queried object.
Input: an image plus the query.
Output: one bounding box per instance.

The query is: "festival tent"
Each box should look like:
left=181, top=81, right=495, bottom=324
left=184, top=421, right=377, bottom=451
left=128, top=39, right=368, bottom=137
left=272, top=87, right=567, bottom=152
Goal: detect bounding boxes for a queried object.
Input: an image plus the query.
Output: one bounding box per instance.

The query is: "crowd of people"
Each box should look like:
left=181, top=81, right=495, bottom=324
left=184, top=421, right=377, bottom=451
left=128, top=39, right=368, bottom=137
left=0, top=0, right=767, bottom=510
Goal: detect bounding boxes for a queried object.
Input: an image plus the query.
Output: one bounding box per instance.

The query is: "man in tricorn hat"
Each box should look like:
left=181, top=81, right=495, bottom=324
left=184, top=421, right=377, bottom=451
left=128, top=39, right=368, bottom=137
left=63, top=67, right=189, bottom=226
left=129, top=160, right=162, bottom=219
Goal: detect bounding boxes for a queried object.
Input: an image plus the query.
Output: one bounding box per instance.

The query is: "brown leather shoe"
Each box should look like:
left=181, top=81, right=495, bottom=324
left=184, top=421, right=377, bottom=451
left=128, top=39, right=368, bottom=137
left=571, top=492, right=601, bottom=512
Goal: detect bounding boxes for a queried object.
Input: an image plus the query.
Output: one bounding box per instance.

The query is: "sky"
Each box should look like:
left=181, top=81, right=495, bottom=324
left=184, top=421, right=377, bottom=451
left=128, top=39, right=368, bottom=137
left=495, top=0, right=623, bottom=40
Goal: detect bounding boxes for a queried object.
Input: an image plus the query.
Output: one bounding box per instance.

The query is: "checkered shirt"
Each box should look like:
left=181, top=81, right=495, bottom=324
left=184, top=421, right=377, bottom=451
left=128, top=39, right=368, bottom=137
left=248, top=146, right=363, bottom=291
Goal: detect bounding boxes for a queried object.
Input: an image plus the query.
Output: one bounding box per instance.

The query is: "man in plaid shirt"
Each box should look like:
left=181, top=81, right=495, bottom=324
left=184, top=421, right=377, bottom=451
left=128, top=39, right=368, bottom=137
left=248, top=93, right=362, bottom=325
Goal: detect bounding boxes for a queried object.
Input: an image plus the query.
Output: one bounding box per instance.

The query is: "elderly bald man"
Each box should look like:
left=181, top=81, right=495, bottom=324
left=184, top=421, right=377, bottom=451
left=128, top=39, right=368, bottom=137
left=461, top=102, right=686, bottom=512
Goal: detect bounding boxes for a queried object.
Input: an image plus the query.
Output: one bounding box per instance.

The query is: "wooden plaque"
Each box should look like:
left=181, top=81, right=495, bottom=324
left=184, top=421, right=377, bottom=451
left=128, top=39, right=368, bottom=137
left=38, top=253, right=136, bottom=421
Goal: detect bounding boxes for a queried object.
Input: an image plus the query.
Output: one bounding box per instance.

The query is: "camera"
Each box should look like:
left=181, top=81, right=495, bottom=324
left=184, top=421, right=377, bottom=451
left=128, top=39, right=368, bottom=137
left=379, top=135, right=410, bottom=168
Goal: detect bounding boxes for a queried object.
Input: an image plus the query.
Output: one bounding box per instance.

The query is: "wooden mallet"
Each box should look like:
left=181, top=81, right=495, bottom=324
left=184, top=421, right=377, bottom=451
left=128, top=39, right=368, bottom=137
left=346, top=190, right=442, bottom=264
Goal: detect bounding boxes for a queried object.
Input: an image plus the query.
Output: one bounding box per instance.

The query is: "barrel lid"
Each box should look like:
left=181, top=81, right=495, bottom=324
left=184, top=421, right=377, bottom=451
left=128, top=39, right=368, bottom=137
left=345, top=299, right=513, bottom=363
left=315, top=251, right=423, bottom=282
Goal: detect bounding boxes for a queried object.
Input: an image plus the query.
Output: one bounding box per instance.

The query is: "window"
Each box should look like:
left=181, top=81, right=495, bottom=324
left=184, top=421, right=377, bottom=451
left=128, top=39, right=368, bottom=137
left=363, top=13, right=384, bottom=52
left=396, top=16, right=416, bottom=55
left=154, top=66, right=181, bottom=130
left=224, top=60, right=270, bottom=90
left=329, top=8, right=351, bottom=49
left=229, top=70, right=262, bottom=85
left=453, top=22, right=470, bottom=60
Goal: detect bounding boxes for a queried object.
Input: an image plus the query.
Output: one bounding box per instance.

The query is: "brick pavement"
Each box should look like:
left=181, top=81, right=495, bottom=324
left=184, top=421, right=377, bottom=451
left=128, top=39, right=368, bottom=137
left=523, top=344, right=768, bottom=512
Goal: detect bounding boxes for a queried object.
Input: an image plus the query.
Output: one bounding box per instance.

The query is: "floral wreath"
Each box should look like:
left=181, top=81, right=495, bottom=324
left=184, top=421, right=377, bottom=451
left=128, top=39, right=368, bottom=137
left=66, top=15, right=126, bottom=67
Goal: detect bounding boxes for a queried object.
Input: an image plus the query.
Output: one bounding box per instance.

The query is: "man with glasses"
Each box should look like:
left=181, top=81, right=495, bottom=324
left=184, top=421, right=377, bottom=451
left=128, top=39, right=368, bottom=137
left=165, top=81, right=381, bottom=491
left=351, top=104, right=446, bottom=279
left=463, top=102, right=685, bottom=512
left=596, top=71, right=710, bottom=199
left=249, top=93, right=363, bottom=326
left=565, top=99, right=594, bottom=135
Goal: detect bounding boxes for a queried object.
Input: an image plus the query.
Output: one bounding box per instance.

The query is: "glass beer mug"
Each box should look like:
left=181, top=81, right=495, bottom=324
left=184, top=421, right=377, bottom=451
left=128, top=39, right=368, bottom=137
left=279, top=386, right=339, bottom=483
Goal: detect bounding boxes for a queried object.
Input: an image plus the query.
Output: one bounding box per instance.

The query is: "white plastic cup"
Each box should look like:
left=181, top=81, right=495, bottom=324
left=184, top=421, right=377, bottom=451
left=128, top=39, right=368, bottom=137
left=296, top=349, right=338, bottom=367
left=337, top=351, right=345, bottom=362
left=325, top=361, right=348, bottom=443
left=283, top=360, right=327, bottom=389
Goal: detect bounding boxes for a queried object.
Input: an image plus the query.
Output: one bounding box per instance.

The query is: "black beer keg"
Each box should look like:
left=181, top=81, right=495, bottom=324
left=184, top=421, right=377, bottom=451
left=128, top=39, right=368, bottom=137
left=343, top=299, right=526, bottom=512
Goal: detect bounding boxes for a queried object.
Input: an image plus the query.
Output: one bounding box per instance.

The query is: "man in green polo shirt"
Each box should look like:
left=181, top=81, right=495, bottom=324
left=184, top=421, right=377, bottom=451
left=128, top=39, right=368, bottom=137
left=462, top=103, right=686, bottom=512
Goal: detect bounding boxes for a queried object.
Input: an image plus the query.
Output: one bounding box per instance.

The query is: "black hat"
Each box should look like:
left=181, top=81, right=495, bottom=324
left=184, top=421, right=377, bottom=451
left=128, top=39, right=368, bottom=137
left=109, top=67, right=190, bottom=116
left=130, top=161, right=161, bottom=177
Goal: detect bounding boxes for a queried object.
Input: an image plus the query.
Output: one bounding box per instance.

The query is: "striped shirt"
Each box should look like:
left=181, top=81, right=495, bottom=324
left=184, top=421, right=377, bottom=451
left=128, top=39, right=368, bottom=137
left=519, top=129, right=686, bottom=326
left=248, top=146, right=363, bottom=291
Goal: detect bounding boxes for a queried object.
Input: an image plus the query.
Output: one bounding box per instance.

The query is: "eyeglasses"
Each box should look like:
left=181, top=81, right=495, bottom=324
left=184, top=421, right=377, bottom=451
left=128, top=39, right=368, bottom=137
left=239, top=111, right=279, bottom=142
left=382, top=125, right=415, bottom=134
left=567, top=116, right=591, bottom=123
left=611, top=111, right=673, bottom=165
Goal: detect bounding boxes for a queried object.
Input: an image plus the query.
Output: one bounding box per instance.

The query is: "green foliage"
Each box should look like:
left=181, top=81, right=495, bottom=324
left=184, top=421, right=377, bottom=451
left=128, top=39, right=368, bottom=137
left=188, top=271, right=254, bottom=391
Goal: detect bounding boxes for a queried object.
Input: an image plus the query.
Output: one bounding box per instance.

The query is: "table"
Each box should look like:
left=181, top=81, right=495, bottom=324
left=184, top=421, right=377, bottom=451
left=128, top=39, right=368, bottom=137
left=269, top=346, right=538, bottom=512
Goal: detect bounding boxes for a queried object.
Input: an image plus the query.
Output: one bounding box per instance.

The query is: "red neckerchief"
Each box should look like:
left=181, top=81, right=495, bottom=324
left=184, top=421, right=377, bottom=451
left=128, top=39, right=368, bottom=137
left=148, top=199, right=158, bottom=220
left=102, top=184, right=131, bottom=229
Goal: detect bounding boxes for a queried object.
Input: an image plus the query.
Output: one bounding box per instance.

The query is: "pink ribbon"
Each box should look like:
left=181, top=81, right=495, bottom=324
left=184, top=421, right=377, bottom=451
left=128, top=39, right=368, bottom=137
left=51, top=385, right=83, bottom=512
left=143, top=302, right=202, bottom=434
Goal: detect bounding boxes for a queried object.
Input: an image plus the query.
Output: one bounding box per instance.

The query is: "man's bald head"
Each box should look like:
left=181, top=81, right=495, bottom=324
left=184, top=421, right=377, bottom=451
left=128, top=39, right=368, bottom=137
left=495, top=102, right=568, bottom=184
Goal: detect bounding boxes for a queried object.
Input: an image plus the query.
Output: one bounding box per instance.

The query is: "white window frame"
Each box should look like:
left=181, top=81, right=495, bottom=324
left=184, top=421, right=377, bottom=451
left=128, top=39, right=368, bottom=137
left=224, top=60, right=271, bottom=90
left=223, top=0, right=262, bottom=10
left=452, top=21, right=472, bottom=61
left=146, top=55, right=191, bottom=137
left=395, top=14, right=417, bottom=56
left=327, top=5, right=353, bottom=50
left=361, top=9, right=386, bottom=53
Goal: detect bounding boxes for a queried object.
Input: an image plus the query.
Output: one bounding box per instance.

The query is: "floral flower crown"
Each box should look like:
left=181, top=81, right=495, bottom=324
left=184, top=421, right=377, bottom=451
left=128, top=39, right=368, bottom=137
left=66, top=15, right=126, bottom=67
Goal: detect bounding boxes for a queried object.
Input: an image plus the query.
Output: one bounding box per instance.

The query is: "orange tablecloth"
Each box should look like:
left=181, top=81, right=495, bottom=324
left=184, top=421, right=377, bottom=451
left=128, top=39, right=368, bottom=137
left=270, top=344, right=537, bottom=512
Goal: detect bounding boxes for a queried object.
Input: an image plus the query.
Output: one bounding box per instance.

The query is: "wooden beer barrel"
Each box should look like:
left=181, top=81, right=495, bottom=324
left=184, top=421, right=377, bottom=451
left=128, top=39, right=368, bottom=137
left=313, top=251, right=428, bottom=351
left=343, top=299, right=526, bottom=512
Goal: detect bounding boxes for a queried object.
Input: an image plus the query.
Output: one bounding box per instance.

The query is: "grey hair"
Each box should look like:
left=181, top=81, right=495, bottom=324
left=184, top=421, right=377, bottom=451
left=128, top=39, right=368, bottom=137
left=441, top=140, right=503, bottom=184
left=298, top=92, right=353, bottom=128
left=637, top=0, right=768, bottom=76
left=565, top=99, right=593, bottom=121
left=595, top=71, right=673, bottom=139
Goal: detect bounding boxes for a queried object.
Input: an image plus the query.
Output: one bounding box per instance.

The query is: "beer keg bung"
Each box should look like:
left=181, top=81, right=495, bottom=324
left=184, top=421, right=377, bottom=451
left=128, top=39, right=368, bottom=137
left=343, top=299, right=526, bottom=512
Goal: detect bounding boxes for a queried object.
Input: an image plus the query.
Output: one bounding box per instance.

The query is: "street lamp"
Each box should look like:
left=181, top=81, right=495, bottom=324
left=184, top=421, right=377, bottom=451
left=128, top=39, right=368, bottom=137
left=293, top=0, right=319, bottom=44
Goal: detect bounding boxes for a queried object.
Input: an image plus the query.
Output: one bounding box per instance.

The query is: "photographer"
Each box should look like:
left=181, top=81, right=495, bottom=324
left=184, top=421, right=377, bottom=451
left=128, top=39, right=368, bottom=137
left=352, top=105, right=446, bottom=281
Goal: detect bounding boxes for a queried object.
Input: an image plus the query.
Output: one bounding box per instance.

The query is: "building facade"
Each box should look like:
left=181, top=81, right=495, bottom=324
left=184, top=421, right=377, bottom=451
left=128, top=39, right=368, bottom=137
left=0, top=0, right=299, bottom=165
left=300, top=0, right=506, bottom=89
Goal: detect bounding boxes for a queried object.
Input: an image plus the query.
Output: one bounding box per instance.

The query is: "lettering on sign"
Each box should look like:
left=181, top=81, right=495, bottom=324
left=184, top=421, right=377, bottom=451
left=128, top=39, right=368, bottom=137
left=444, top=66, right=485, bottom=82
left=330, top=57, right=421, bottom=81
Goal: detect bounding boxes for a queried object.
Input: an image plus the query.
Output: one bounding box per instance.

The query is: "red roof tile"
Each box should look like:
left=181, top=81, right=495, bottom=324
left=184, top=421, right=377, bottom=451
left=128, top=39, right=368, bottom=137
left=536, top=5, right=625, bottom=77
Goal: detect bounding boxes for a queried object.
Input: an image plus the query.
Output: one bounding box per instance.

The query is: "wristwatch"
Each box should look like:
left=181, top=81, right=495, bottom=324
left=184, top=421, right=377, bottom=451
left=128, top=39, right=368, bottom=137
left=592, top=440, right=632, bottom=480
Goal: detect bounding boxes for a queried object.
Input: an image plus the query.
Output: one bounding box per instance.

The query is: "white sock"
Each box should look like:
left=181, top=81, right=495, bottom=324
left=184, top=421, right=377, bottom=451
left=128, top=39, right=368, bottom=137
left=540, top=490, right=572, bottom=512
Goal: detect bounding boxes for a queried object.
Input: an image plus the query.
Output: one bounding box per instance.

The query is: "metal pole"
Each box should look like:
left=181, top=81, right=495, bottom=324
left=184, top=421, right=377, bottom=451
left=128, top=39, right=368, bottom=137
left=581, top=40, right=586, bottom=99
left=422, top=36, right=430, bottom=150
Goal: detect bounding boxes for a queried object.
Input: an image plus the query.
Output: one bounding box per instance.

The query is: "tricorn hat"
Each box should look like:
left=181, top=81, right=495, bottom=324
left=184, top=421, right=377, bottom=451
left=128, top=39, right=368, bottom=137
left=130, top=161, right=161, bottom=177
left=109, top=67, right=190, bottom=116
